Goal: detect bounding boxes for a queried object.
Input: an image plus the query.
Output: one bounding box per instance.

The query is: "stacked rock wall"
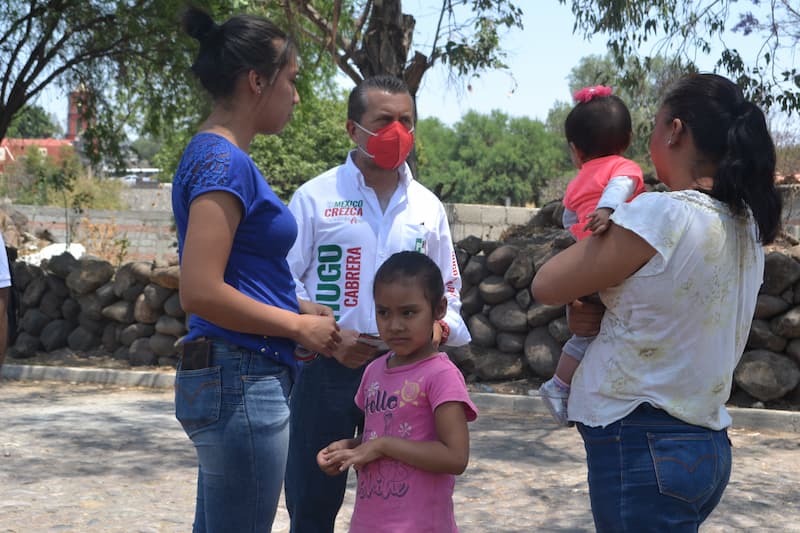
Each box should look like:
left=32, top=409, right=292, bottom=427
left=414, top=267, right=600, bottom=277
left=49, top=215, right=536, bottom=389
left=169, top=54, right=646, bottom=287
left=10, top=255, right=185, bottom=367
left=448, top=202, right=800, bottom=406
left=7, top=200, right=800, bottom=406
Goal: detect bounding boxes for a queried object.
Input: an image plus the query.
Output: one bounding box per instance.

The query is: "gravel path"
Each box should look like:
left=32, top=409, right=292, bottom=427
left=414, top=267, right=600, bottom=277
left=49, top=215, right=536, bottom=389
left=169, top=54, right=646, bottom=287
left=1, top=380, right=799, bottom=532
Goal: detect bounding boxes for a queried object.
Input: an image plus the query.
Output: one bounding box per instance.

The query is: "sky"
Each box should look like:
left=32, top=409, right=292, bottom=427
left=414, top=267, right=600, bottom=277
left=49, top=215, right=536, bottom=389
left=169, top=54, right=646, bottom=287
left=37, top=1, right=785, bottom=133
left=34, top=2, right=601, bottom=130
left=408, top=0, right=597, bottom=124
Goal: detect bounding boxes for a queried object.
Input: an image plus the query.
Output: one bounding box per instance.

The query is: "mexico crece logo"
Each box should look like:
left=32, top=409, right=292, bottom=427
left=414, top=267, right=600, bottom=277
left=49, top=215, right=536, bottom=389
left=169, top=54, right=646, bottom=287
left=315, top=244, right=362, bottom=320
left=324, top=199, right=364, bottom=218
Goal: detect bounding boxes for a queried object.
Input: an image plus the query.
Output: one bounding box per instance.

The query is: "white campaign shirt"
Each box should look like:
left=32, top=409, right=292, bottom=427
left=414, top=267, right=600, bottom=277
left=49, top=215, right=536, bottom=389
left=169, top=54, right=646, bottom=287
left=286, top=152, right=470, bottom=346
left=0, top=234, right=10, bottom=289
left=569, top=190, right=763, bottom=430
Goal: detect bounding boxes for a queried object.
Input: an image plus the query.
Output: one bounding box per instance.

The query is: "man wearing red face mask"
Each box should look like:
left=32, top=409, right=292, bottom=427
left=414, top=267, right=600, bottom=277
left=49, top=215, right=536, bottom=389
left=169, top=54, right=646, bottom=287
left=284, top=75, right=471, bottom=532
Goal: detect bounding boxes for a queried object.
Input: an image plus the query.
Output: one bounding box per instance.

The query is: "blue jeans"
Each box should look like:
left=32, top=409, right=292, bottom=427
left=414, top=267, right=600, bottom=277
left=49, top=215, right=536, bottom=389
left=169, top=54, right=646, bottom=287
left=577, top=403, right=732, bottom=533
left=175, top=340, right=293, bottom=533
left=285, top=355, right=365, bottom=533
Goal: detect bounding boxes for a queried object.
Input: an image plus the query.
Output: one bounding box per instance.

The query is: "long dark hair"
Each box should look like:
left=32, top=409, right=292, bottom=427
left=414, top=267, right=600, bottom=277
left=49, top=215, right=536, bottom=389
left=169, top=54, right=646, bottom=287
left=661, top=73, right=781, bottom=244
left=182, top=6, right=294, bottom=101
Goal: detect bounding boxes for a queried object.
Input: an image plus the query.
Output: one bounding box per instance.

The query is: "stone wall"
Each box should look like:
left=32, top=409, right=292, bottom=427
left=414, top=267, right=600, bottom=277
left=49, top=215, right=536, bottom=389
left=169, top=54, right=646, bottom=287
left=447, top=203, right=800, bottom=406
left=9, top=255, right=185, bottom=367
left=6, top=185, right=800, bottom=265
left=6, top=189, right=800, bottom=406
left=8, top=202, right=800, bottom=408
left=5, top=200, right=534, bottom=266
left=9, top=204, right=177, bottom=264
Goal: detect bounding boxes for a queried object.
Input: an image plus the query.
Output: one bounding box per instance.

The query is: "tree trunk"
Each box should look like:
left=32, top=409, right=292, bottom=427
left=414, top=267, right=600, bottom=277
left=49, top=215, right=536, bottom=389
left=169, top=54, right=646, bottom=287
left=352, top=0, right=424, bottom=95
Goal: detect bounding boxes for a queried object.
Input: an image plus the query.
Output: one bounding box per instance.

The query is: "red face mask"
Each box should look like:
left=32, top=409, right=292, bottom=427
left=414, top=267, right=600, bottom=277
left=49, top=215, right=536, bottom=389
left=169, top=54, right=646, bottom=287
left=355, top=121, right=415, bottom=170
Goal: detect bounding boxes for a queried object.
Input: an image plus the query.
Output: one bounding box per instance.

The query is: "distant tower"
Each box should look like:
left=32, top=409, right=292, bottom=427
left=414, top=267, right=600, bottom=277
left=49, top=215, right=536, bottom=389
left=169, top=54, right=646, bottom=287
left=66, top=86, right=88, bottom=141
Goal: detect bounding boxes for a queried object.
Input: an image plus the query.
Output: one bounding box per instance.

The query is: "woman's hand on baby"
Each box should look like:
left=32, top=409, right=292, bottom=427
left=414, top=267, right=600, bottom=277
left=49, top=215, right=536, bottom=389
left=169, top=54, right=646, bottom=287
left=567, top=299, right=605, bottom=336
left=296, top=314, right=341, bottom=356
left=584, top=208, right=614, bottom=234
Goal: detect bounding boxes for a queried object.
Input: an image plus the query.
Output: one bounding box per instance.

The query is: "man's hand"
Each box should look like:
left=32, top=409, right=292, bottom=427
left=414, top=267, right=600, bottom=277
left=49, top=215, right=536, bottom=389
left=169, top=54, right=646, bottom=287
left=432, top=321, right=443, bottom=349
left=567, top=299, right=605, bottom=337
left=323, top=329, right=379, bottom=369
left=584, top=207, right=614, bottom=235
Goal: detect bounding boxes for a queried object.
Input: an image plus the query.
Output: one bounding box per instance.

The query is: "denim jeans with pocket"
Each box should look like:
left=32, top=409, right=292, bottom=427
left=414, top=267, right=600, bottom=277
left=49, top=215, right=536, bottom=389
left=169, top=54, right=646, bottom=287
left=284, top=354, right=365, bottom=533
left=577, top=403, right=732, bottom=533
left=175, top=340, right=293, bottom=533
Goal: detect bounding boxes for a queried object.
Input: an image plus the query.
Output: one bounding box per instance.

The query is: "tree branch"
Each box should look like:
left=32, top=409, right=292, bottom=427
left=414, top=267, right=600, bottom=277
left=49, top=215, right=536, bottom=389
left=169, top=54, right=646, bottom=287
left=344, top=0, right=372, bottom=59
left=288, top=0, right=352, bottom=54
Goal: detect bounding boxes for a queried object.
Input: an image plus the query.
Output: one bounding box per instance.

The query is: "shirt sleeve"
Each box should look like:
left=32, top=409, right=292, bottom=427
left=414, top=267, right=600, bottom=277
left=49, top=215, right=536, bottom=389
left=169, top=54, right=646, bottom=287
left=429, top=202, right=471, bottom=346
left=286, top=187, right=314, bottom=302
left=597, top=176, right=637, bottom=210
left=562, top=207, right=579, bottom=229
left=610, top=192, right=691, bottom=276
left=427, top=359, right=478, bottom=421
left=182, top=139, right=256, bottom=212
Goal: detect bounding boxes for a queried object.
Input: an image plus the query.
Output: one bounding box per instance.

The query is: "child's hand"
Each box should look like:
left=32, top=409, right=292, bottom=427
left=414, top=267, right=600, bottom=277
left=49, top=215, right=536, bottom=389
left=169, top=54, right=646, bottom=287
left=317, top=438, right=358, bottom=476
left=584, top=208, right=614, bottom=234
left=326, top=438, right=383, bottom=472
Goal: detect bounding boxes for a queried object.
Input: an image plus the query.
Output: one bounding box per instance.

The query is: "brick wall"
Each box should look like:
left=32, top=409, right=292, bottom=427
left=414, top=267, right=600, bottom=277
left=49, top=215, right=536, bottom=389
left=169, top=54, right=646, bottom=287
left=13, top=205, right=176, bottom=263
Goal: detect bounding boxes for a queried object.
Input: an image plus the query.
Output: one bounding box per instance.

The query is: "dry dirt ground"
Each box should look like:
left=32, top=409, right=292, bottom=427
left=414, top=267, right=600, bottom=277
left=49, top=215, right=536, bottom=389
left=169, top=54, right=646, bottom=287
left=1, top=380, right=799, bottom=532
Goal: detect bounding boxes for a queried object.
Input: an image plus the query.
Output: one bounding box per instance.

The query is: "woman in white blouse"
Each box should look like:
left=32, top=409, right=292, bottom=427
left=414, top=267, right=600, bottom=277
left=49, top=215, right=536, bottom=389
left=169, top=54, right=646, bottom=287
left=532, top=73, right=782, bottom=532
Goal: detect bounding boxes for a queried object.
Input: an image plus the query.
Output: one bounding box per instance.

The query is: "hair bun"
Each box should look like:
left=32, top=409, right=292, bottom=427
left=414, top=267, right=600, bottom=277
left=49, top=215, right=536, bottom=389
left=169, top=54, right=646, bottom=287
left=183, top=6, right=219, bottom=43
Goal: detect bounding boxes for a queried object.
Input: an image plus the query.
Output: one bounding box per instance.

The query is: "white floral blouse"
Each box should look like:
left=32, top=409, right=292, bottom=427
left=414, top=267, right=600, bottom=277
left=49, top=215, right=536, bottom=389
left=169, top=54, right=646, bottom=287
left=569, top=190, right=763, bottom=430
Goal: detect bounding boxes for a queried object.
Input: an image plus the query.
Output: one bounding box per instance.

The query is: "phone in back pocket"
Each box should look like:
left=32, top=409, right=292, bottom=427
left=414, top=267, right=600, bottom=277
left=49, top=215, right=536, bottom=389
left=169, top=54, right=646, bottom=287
left=181, top=339, right=211, bottom=370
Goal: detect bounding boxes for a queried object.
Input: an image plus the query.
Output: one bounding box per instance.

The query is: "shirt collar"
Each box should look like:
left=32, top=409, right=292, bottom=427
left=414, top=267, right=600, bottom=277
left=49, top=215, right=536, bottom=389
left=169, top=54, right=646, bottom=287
left=345, top=150, right=413, bottom=190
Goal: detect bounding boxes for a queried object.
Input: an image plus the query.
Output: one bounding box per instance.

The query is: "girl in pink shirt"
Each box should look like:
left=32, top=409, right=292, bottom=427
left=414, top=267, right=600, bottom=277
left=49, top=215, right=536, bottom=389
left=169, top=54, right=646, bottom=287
left=539, top=86, right=645, bottom=426
left=317, top=251, right=478, bottom=532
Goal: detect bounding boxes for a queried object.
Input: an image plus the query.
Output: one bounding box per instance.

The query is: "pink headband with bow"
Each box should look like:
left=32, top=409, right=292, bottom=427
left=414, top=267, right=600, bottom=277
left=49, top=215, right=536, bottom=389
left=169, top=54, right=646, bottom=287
left=573, top=85, right=613, bottom=103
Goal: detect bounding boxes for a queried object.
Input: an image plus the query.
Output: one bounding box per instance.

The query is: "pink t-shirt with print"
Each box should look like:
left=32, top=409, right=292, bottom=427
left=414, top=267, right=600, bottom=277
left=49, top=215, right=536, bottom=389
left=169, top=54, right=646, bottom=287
left=349, top=352, right=478, bottom=533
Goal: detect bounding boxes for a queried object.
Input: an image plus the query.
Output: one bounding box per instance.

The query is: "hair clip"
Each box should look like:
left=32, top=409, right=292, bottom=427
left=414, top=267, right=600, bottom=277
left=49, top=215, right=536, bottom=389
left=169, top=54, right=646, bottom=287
left=573, top=85, right=613, bottom=103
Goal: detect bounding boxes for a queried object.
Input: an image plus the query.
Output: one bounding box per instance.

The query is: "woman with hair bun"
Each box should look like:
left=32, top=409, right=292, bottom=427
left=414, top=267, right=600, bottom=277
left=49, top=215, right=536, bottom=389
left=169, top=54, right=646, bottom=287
left=172, top=7, right=340, bottom=532
left=532, top=73, right=781, bottom=531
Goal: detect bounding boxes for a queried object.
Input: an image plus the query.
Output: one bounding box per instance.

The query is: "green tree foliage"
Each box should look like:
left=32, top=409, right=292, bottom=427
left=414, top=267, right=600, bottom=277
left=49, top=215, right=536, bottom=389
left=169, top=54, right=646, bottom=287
left=250, top=92, right=352, bottom=201
left=0, top=0, right=188, bottom=157
left=6, top=105, right=62, bottom=138
left=129, top=137, right=161, bottom=165
left=152, top=89, right=351, bottom=195
left=4, top=146, right=123, bottom=214
left=1, top=1, right=522, bottom=172
left=416, top=111, right=567, bottom=206
left=269, top=0, right=524, bottom=96
left=562, top=0, right=800, bottom=112
left=545, top=54, right=687, bottom=179
left=0, top=0, right=341, bottom=168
